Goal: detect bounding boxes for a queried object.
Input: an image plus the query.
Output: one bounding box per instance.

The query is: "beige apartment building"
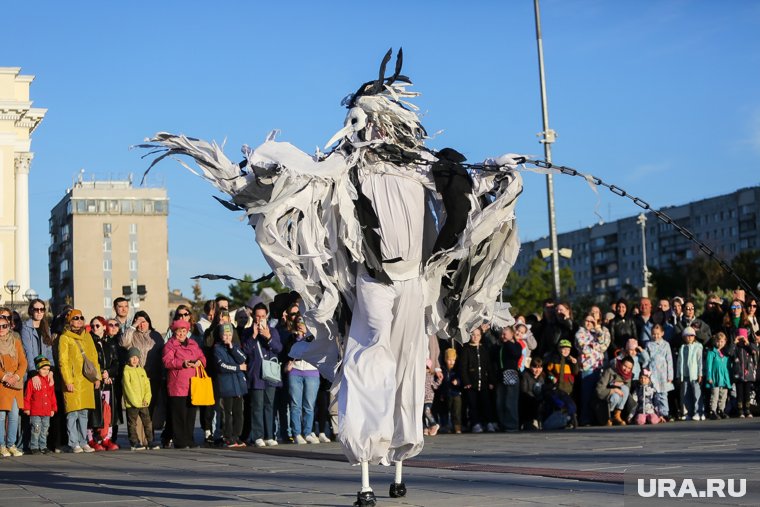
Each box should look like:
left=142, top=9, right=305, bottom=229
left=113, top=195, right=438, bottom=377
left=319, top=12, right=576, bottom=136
left=0, top=67, right=46, bottom=299
left=49, top=175, right=170, bottom=331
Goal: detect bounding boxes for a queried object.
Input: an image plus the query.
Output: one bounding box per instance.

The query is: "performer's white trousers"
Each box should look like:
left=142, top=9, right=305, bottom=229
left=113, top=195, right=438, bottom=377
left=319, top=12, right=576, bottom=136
left=337, top=269, right=426, bottom=465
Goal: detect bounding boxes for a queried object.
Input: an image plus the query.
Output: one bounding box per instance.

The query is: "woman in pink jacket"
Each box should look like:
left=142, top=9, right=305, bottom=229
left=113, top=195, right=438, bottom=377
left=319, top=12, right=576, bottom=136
left=162, top=319, right=205, bottom=448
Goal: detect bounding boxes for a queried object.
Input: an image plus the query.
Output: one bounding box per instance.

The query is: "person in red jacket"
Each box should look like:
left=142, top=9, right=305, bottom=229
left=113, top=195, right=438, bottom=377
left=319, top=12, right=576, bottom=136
left=23, top=355, right=58, bottom=454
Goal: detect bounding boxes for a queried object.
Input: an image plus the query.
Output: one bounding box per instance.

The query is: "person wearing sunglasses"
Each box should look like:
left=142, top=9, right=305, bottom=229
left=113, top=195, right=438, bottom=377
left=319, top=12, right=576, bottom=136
left=746, top=297, right=759, bottom=338
left=18, top=299, right=55, bottom=453
left=58, top=309, right=101, bottom=453
left=20, top=300, right=55, bottom=379
left=0, top=313, right=27, bottom=457
left=165, top=305, right=198, bottom=345
left=105, top=318, right=125, bottom=444
left=86, top=317, right=120, bottom=451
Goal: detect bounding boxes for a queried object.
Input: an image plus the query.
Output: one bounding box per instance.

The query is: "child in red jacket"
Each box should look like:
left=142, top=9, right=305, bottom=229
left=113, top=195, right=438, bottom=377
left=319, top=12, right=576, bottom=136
left=23, top=355, right=57, bottom=454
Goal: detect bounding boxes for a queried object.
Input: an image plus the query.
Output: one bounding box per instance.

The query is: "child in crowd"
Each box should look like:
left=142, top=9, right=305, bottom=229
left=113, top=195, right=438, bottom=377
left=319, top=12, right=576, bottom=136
left=634, top=369, right=661, bottom=425
left=677, top=327, right=704, bottom=420
left=214, top=323, right=248, bottom=447
left=23, top=355, right=57, bottom=454
left=705, top=332, right=731, bottom=419
left=122, top=347, right=156, bottom=450
left=646, top=324, right=674, bottom=421
left=545, top=340, right=579, bottom=428
left=423, top=358, right=441, bottom=436
left=440, top=348, right=462, bottom=434
left=519, top=357, right=548, bottom=430
left=546, top=340, right=579, bottom=397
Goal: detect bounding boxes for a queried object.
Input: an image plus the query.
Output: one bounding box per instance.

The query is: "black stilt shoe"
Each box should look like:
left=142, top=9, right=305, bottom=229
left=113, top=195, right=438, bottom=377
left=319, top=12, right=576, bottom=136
left=353, top=490, right=377, bottom=506
left=389, top=482, right=407, bottom=498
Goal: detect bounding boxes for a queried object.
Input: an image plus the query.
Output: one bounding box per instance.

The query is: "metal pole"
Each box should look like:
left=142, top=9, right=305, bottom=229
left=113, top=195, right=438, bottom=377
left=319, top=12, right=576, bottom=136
left=533, top=0, right=561, bottom=299
left=637, top=213, right=649, bottom=298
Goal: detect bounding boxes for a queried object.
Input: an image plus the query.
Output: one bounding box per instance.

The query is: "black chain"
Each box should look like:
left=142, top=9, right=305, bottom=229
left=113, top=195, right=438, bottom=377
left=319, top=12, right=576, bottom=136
left=518, top=159, right=758, bottom=302
left=368, top=148, right=757, bottom=300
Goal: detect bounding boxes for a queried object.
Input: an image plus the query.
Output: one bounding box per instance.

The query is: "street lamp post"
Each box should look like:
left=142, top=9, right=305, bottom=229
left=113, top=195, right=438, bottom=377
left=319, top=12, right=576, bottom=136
left=23, top=288, right=39, bottom=303
left=533, top=0, right=561, bottom=299
left=637, top=213, right=650, bottom=298
left=4, top=280, right=21, bottom=311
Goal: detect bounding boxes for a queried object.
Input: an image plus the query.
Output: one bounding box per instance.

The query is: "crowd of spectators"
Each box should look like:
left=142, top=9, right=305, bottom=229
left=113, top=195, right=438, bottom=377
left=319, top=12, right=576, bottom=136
left=426, top=290, right=759, bottom=433
left=0, top=288, right=757, bottom=456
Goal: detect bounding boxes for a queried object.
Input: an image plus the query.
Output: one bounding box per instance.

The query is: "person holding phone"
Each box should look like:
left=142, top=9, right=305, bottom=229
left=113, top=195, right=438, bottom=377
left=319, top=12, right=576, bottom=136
left=241, top=303, right=282, bottom=447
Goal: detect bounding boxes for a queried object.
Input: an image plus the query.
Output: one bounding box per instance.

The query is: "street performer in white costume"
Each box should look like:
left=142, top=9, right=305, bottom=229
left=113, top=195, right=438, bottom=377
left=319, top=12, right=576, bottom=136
left=141, top=48, right=524, bottom=506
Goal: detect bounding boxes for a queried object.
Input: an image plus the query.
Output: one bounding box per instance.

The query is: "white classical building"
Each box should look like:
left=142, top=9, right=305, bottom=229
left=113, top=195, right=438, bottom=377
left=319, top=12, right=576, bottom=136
left=0, top=67, right=46, bottom=300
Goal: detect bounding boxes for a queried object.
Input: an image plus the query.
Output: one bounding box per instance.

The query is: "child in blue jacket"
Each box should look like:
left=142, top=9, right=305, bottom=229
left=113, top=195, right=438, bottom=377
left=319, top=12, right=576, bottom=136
left=214, top=324, right=248, bottom=447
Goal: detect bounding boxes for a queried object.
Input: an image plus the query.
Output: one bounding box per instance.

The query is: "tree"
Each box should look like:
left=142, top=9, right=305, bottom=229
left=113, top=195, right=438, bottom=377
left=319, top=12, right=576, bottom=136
left=726, top=249, right=760, bottom=292
left=190, top=279, right=204, bottom=317
left=503, top=257, right=576, bottom=316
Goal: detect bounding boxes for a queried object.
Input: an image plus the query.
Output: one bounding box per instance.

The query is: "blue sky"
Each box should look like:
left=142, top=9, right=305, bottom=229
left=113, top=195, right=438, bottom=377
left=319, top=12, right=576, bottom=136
left=4, top=1, right=760, bottom=301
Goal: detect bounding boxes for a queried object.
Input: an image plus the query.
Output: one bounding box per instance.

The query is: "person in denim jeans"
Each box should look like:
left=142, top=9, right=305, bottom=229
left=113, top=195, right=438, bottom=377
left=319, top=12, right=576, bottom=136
left=57, top=309, right=101, bottom=453
left=23, top=356, right=57, bottom=453
left=286, top=327, right=320, bottom=444
left=0, top=312, right=27, bottom=456
left=241, top=303, right=282, bottom=447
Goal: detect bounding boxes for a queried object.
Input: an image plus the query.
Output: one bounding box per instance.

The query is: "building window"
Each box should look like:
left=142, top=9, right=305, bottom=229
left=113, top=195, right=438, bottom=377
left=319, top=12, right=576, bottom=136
left=104, top=278, right=112, bottom=290
left=103, top=259, right=112, bottom=271
left=129, top=259, right=138, bottom=271
left=130, top=223, right=138, bottom=234
left=130, top=240, right=138, bottom=253
left=104, top=297, right=112, bottom=309
left=109, top=200, right=119, bottom=213
left=103, top=238, right=111, bottom=252
left=103, top=223, right=112, bottom=237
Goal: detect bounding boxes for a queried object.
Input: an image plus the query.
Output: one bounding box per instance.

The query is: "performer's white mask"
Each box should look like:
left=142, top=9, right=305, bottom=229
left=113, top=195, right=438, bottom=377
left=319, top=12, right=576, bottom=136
left=325, top=107, right=368, bottom=149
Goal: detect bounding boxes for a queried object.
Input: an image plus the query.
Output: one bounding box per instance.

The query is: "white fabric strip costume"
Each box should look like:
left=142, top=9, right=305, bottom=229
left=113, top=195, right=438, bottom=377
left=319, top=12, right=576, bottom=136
left=140, top=50, right=523, bottom=469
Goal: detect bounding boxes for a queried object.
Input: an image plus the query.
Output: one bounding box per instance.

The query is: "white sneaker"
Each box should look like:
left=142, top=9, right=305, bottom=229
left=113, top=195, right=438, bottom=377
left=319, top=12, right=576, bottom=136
left=304, top=433, right=320, bottom=444
left=264, top=439, right=278, bottom=446
left=691, top=415, right=700, bottom=421
left=700, top=414, right=706, bottom=421
left=0, top=446, right=10, bottom=457
left=471, top=424, right=483, bottom=433
left=295, top=434, right=307, bottom=444
left=486, top=422, right=498, bottom=433
left=72, top=446, right=84, bottom=454
left=81, top=444, right=95, bottom=453
left=254, top=438, right=266, bottom=448
left=318, top=433, right=331, bottom=443
left=8, top=446, right=23, bottom=457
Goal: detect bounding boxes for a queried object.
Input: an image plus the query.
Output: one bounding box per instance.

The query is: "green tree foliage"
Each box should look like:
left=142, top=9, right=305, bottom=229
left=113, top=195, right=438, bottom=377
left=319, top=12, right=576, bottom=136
left=650, top=249, right=759, bottom=299
left=190, top=279, right=204, bottom=316
left=503, top=257, right=576, bottom=316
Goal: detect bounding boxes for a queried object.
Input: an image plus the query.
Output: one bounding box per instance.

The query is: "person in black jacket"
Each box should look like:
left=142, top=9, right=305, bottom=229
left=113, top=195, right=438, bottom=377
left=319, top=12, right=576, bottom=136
left=88, top=316, right=121, bottom=451
left=494, top=326, right=522, bottom=431
left=460, top=327, right=496, bottom=433
left=610, top=299, right=637, bottom=358
left=520, top=357, right=549, bottom=430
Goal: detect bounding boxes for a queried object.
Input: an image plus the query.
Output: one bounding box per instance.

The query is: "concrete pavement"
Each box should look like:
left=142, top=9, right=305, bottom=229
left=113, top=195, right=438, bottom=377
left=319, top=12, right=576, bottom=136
left=1, top=418, right=757, bottom=507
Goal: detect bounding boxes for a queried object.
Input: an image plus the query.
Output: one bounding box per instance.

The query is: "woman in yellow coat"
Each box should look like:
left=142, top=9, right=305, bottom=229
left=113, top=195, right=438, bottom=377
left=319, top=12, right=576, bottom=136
left=0, top=313, right=27, bottom=457
left=58, top=309, right=101, bottom=453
